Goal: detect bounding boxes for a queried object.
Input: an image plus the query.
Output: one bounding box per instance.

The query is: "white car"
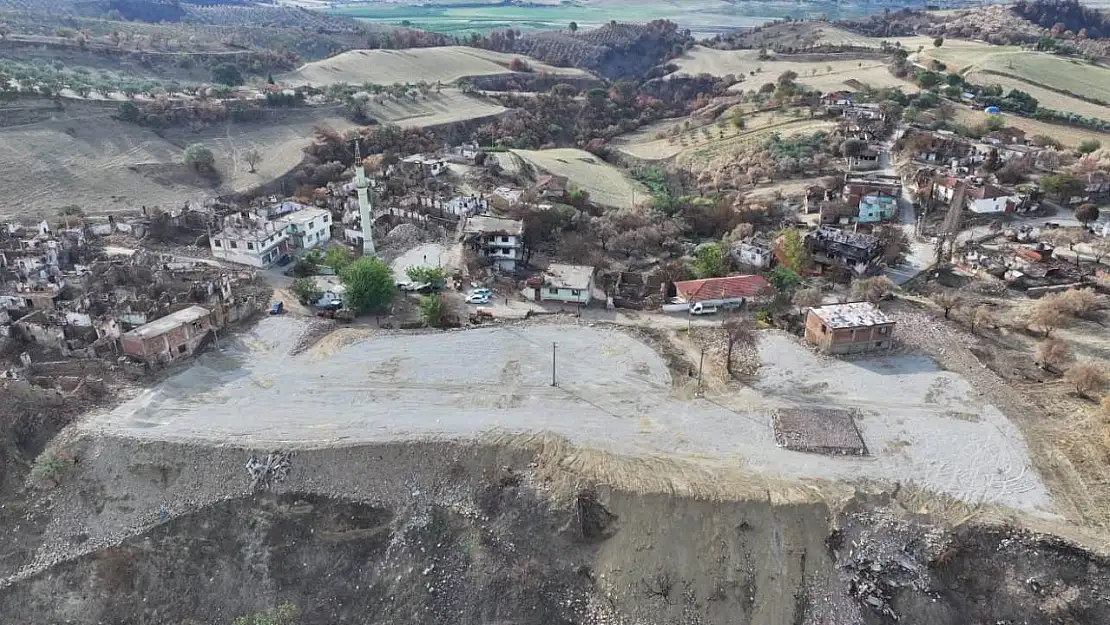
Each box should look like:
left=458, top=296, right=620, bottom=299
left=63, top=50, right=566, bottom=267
left=690, top=302, right=718, bottom=315
left=466, top=293, right=491, bottom=304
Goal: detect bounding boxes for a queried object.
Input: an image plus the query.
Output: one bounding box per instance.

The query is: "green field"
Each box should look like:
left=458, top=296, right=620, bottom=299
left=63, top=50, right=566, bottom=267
left=328, top=1, right=897, bottom=36
left=918, top=41, right=1110, bottom=107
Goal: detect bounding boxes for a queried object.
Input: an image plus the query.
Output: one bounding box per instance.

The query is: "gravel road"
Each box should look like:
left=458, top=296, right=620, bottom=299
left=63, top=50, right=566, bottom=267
left=80, top=317, right=1052, bottom=512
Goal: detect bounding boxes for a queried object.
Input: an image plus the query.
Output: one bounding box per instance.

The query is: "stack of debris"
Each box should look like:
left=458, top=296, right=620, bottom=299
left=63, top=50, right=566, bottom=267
left=246, top=451, right=293, bottom=489
left=836, top=508, right=947, bottom=620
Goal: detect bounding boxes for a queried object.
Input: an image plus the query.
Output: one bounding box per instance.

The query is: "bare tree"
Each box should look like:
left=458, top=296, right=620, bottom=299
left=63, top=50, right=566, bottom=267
left=792, top=287, right=823, bottom=314
left=850, top=276, right=896, bottom=303
left=970, top=304, right=995, bottom=334
left=244, top=149, right=262, bottom=173
left=1030, top=295, right=1072, bottom=337
left=1034, top=338, right=1074, bottom=373
left=932, top=292, right=963, bottom=320
left=1057, top=288, right=1102, bottom=319
left=722, top=317, right=757, bottom=376
left=1065, top=363, right=1107, bottom=399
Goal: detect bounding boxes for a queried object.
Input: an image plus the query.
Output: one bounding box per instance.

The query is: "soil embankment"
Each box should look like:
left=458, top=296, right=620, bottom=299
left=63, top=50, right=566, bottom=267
left=0, top=435, right=1108, bottom=625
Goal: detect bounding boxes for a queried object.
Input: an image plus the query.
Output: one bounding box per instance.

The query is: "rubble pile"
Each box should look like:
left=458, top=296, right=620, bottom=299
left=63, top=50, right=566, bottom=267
left=245, top=451, right=293, bottom=489
left=836, top=509, right=946, bottom=620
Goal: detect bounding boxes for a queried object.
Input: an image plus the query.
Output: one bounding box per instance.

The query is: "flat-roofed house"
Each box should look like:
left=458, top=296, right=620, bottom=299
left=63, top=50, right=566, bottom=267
left=804, top=302, right=895, bottom=354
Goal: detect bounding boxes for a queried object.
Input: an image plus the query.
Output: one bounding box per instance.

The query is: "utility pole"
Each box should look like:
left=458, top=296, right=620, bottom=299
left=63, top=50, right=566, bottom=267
left=551, top=342, right=557, bottom=387
left=696, top=347, right=705, bottom=396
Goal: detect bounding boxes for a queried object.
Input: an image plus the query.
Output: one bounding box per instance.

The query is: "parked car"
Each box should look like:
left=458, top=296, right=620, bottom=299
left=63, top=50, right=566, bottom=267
left=466, top=292, right=491, bottom=304
left=690, top=302, right=718, bottom=315
left=469, top=288, right=492, bottom=298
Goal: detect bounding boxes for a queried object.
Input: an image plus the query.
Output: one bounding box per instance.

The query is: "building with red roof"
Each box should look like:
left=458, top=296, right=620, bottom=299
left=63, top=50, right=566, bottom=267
left=671, top=274, right=772, bottom=307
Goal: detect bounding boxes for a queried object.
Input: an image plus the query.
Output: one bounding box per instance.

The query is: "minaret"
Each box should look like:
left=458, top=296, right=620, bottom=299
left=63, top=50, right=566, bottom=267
left=354, top=140, right=376, bottom=257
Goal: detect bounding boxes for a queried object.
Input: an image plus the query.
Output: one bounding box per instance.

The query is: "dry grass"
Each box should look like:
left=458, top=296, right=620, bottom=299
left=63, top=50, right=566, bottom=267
left=671, top=47, right=916, bottom=93
left=0, top=117, right=208, bottom=220
left=0, top=109, right=358, bottom=220
left=612, top=109, right=836, bottom=165
left=0, top=90, right=508, bottom=220
left=506, top=148, right=650, bottom=209
left=674, top=115, right=837, bottom=170
left=281, top=46, right=589, bottom=87
left=351, top=87, right=506, bottom=127
left=816, top=26, right=935, bottom=51
left=954, top=108, right=1110, bottom=148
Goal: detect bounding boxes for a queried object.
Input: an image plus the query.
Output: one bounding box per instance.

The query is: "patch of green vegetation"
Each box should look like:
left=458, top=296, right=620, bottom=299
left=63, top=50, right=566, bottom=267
left=233, top=603, right=300, bottom=625
left=30, top=447, right=71, bottom=488
left=763, top=131, right=831, bottom=161
left=0, top=59, right=193, bottom=99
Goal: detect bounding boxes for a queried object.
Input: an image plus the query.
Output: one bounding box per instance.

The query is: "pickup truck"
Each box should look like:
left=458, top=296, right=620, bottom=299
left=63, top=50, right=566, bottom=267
left=690, top=302, right=718, bottom=315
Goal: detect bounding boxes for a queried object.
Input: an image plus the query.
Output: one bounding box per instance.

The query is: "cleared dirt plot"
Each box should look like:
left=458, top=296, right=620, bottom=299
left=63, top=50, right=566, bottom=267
left=955, top=107, right=1110, bottom=148
left=280, top=46, right=589, bottom=87
left=505, top=148, right=650, bottom=209
left=84, top=319, right=1051, bottom=512
left=670, top=46, right=917, bottom=93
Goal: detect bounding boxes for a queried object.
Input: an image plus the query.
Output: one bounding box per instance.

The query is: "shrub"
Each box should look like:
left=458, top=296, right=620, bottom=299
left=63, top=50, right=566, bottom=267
left=183, top=143, right=215, bottom=172
left=211, top=62, right=244, bottom=86
left=508, top=57, right=532, bottom=72
left=290, top=278, right=322, bottom=305
left=1034, top=338, right=1073, bottom=372
left=406, top=265, right=446, bottom=288
left=1077, top=139, right=1102, bottom=155
left=31, top=447, right=70, bottom=488
left=1066, top=363, right=1107, bottom=398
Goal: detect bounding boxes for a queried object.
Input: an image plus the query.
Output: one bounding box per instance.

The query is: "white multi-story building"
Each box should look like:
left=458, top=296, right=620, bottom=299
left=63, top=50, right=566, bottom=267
left=463, top=215, right=524, bottom=272
left=210, top=221, right=289, bottom=268
left=276, top=207, right=332, bottom=251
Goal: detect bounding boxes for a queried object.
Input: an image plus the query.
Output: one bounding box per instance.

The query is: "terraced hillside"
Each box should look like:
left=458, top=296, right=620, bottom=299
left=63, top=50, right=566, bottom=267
left=280, top=46, right=590, bottom=88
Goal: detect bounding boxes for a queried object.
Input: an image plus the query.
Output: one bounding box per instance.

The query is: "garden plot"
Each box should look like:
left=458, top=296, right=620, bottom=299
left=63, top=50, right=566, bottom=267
left=83, top=319, right=1052, bottom=513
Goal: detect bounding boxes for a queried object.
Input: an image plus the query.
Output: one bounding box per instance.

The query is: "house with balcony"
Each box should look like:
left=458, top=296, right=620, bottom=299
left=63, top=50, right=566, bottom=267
left=462, top=215, right=524, bottom=272
left=276, top=207, right=331, bottom=251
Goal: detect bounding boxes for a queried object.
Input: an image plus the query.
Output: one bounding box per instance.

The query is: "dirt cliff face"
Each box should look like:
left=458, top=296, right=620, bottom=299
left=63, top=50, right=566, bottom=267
left=1, top=439, right=1109, bottom=625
